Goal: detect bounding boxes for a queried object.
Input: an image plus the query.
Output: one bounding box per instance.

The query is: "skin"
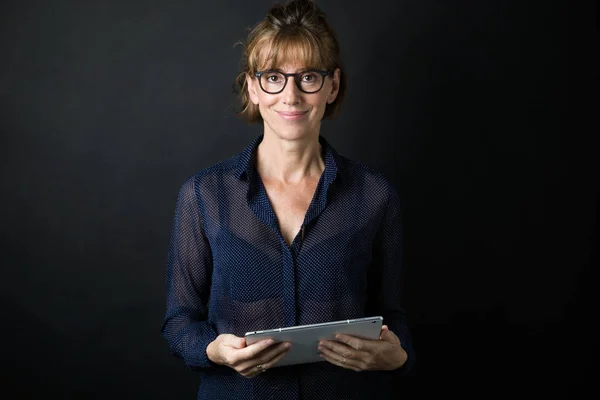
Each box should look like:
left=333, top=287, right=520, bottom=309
left=318, top=325, right=407, bottom=372
left=206, top=59, right=408, bottom=377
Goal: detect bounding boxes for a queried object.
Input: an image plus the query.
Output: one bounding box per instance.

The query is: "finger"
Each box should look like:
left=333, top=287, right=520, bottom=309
left=380, top=328, right=401, bottom=345
left=380, top=325, right=389, bottom=340
left=243, top=367, right=264, bottom=379
left=239, top=342, right=291, bottom=372
left=239, top=342, right=291, bottom=378
left=222, top=334, right=246, bottom=349
left=319, top=339, right=363, bottom=363
left=334, top=334, right=377, bottom=352
left=258, top=341, right=291, bottom=364
left=244, top=364, right=267, bottom=379
left=318, top=345, right=362, bottom=371
left=235, top=338, right=277, bottom=361
left=260, top=343, right=291, bottom=369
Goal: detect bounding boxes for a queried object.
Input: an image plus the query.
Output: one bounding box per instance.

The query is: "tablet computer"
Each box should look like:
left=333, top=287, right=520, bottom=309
left=244, top=316, right=383, bottom=367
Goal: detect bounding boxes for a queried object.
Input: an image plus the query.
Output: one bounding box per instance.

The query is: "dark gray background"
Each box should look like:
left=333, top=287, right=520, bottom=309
left=1, top=0, right=594, bottom=398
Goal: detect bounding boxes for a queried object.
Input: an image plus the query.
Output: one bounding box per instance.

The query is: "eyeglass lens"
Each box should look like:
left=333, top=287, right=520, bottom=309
left=260, top=71, right=324, bottom=93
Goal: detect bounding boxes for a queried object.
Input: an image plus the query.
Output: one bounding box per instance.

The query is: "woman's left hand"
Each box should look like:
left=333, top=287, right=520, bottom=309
left=317, top=325, right=407, bottom=371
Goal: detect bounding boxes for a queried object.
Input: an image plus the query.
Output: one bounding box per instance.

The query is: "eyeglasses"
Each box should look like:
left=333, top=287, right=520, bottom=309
left=254, top=69, right=332, bottom=94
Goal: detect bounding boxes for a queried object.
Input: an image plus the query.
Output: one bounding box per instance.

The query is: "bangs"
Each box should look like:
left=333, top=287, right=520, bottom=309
left=249, top=31, right=332, bottom=73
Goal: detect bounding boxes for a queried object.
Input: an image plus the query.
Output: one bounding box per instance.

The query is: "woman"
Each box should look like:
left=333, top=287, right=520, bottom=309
left=161, top=0, right=415, bottom=398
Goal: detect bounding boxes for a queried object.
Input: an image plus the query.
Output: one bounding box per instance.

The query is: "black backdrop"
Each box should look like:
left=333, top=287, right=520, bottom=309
left=1, top=0, right=595, bottom=398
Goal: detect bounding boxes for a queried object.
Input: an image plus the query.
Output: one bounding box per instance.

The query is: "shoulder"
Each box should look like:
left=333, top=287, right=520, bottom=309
left=183, top=154, right=239, bottom=187
left=170, top=158, right=237, bottom=224
left=171, top=154, right=237, bottom=211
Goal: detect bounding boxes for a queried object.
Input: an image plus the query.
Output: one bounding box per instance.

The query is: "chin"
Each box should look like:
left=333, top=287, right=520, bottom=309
left=264, top=120, right=316, bottom=141
left=274, top=127, right=315, bottom=141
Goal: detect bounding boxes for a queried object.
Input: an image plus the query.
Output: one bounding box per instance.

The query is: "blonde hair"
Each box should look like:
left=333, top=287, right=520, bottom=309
left=233, top=0, right=347, bottom=123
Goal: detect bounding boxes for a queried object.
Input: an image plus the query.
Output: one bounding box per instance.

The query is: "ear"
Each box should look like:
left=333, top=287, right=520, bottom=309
left=327, top=68, right=341, bottom=104
left=246, top=74, right=260, bottom=105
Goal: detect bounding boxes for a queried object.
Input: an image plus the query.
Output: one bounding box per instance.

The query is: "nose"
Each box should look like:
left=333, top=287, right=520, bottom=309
left=282, top=75, right=301, bottom=105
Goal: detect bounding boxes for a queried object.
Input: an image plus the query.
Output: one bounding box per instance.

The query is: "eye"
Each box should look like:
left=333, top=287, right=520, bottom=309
left=265, top=73, right=283, bottom=82
left=300, top=72, right=318, bottom=82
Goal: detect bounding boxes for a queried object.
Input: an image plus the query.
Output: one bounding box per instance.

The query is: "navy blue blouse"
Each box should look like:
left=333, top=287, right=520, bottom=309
left=161, top=134, right=415, bottom=399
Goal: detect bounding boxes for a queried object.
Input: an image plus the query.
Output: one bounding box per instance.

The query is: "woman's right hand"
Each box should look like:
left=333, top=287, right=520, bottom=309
left=206, top=334, right=291, bottom=378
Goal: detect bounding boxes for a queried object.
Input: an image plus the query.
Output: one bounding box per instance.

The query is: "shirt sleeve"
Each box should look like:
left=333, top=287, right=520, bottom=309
left=366, top=185, right=416, bottom=375
left=160, top=175, right=219, bottom=370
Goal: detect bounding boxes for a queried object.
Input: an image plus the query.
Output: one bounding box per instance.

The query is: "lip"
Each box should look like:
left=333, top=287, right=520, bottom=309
left=276, top=110, right=308, bottom=120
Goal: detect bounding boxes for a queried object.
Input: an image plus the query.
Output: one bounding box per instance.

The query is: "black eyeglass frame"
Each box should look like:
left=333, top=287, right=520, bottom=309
left=254, top=69, right=332, bottom=94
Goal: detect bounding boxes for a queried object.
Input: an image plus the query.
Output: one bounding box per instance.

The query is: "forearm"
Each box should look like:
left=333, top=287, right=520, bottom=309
left=161, top=313, right=219, bottom=369
left=162, top=176, right=218, bottom=370
left=369, top=187, right=415, bottom=374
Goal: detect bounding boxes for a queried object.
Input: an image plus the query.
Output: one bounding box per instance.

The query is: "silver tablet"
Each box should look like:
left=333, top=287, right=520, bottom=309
left=244, top=316, right=383, bottom=367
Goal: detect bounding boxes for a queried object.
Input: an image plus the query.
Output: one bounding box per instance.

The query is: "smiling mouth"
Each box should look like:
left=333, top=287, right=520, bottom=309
left=276, top=111, right=308, bottom=116
left=276, top=110, right=309, bottom=120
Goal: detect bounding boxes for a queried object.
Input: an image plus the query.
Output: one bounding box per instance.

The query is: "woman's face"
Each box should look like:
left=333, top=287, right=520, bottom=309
left=246, top=61, right=340, bottom=142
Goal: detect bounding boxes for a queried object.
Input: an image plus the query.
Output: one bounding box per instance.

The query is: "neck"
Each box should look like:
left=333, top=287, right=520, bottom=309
left=256, top=132, right=324, bottom=184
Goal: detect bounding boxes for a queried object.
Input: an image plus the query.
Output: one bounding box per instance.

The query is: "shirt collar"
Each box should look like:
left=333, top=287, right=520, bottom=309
left=235, top=134, right=345, bottom=184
